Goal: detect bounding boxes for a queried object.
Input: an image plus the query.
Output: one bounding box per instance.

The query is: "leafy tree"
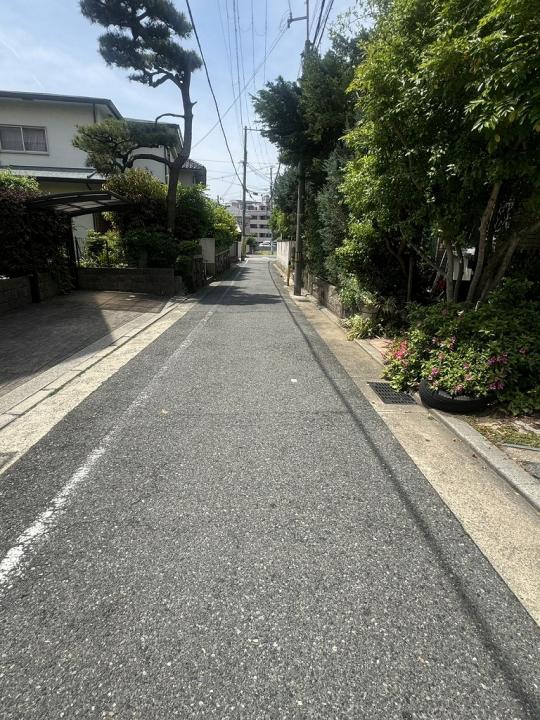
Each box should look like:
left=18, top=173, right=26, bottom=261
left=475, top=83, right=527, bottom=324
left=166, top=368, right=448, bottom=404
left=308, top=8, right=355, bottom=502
left=343, top=0, right=540, bottom=303
left=210, top=202, right=239, bottom=251
left=73, top=118, right=179, bottom=176
left=80, top=0, right=202, bottom=233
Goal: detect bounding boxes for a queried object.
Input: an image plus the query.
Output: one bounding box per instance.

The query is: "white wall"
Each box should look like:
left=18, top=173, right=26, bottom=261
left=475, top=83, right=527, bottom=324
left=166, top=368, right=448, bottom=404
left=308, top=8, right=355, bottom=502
left=276, top=240, right=291, bottom=273
left=0, top=98, right=115, bottom=170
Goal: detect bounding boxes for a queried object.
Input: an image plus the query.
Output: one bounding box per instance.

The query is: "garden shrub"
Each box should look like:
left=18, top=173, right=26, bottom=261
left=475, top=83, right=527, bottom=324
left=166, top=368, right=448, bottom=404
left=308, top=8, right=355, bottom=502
left=0, top=170, right=72, bottom=290
left=210, top=202, right=238, bottom=252
left=104, top=169, right=167, bottom=234
left=121, top=227, right=178, bottom=268
left=384, top=279, right=540, bottom=414
left=175, top=184, right=212, bottom=242
left=81, top=229, right=126, bottom=268
left=342, top=315, right=376, bottom=340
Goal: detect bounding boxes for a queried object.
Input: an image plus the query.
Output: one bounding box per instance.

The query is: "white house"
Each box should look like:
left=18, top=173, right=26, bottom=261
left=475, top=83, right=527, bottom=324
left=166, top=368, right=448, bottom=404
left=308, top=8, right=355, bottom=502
left=0, top=90, right=206, bottom=248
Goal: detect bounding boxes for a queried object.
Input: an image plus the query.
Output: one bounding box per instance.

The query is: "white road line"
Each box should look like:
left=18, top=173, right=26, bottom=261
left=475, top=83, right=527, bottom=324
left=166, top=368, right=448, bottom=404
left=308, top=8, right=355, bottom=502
left=0, top=272, right=240, bottom=595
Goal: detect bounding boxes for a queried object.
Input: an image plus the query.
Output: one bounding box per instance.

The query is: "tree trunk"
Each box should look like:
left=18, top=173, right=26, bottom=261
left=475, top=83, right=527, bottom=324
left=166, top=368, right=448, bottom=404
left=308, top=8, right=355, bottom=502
left=467, top=181, right=501, bottom=302
left=444, top=239, right=454, bottom=303
left=478, top=220, right=540, bottom=302
left=453, top=247, right=464, bottom=302
left=406, top=253, right=414, bottom=303
left=166, top=72, right=195, bottom=235
left=166, top=163, right=181, bottom=234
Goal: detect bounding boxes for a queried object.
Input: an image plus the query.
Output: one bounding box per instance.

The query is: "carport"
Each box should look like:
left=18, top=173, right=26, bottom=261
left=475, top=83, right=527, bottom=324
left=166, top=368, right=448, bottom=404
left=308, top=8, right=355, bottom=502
left=28, top=190, right=130, bottom=277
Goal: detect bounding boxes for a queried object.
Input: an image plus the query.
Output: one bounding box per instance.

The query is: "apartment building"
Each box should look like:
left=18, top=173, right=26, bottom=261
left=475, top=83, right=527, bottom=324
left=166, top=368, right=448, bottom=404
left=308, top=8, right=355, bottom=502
left=226, top=197, right=272, bottom=243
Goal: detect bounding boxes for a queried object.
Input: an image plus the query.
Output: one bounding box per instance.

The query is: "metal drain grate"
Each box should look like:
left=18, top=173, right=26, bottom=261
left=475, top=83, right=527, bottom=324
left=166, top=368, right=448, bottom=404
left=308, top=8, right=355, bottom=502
left=368, top=382, right=416, bottom=405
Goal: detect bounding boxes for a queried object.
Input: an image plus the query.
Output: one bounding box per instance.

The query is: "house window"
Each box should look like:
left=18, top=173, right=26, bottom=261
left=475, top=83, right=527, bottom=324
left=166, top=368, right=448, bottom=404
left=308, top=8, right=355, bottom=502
left=0, top=125, right=48, bottom=153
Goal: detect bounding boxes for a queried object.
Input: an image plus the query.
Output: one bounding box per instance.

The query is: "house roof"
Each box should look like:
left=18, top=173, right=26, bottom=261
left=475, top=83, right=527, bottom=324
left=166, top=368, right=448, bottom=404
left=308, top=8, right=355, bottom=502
left=28, top=190, right=129, bottom=217
left=5, top=165, right=105, bottom=182
left=0, top=90, right=121, bottom=118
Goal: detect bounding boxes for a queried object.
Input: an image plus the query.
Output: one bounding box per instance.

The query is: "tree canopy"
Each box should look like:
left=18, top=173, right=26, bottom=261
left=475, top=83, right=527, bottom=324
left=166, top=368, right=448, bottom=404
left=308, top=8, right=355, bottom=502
left=79, top=0, right=202, bottom=232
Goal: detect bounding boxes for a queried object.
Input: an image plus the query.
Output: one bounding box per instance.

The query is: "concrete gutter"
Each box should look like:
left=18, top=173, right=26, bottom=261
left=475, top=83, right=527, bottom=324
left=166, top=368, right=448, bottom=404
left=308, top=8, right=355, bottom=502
left=353, top=339, right=540, bottom=514
left=430, top=409, right=540, bottom=513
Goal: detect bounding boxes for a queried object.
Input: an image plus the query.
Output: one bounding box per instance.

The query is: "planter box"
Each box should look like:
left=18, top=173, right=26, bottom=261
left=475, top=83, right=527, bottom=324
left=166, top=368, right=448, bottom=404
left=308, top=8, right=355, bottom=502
left=78, top=267, right=176, bottom=296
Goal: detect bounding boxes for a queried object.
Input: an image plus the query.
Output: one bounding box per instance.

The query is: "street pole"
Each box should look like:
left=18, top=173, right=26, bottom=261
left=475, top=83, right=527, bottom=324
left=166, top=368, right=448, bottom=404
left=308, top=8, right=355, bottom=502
left=241, top=125, right=248, bottom=258
left=269, top=166, right=273, bottom=253
left=290, top=0, right=310, bottom=296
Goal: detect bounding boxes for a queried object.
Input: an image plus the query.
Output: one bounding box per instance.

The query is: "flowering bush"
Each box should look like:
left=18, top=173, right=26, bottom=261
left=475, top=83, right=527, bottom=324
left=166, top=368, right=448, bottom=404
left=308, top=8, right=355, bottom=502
left=384, top=279, right=540, bottom=415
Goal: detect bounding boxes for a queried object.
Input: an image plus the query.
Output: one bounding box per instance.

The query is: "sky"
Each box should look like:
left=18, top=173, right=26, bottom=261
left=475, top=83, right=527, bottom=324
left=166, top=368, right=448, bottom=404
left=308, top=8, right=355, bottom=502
left=0, top=0, right=357, bottom=204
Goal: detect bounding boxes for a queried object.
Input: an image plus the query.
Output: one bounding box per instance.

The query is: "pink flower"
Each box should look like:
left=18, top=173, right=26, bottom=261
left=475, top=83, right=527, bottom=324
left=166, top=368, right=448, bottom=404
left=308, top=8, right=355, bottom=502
left=432, top=336, right=439, bottom=345
left=489, top=379, right=505, bottom=391
left=463, top=362, right=470, bottom=370
left=519, top=347, right=528, bottom=355
left=430, top=367, right=440, bottom=378
left=454, top=384, right=465, bottom=395
left=465, top=373, right=474, bottom=382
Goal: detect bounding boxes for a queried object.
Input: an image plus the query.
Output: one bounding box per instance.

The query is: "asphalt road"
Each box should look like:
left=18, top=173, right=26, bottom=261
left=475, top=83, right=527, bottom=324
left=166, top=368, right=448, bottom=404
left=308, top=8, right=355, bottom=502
left=0, top=258, right=538, bottom=719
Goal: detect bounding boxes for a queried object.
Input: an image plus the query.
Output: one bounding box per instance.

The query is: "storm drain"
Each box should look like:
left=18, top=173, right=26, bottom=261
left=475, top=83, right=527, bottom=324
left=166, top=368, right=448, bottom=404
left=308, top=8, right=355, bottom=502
left=368, top=382, right=416, bottom=405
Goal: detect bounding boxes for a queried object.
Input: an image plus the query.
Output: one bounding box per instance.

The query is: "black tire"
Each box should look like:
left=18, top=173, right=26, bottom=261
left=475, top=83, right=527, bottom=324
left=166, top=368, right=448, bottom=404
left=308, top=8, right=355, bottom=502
left=418, top=379, right=489, bottom=414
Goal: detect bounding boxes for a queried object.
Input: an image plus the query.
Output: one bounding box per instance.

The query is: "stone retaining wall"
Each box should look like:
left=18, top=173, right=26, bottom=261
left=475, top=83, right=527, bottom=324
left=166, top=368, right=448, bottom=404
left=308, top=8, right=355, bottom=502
left=0, top=276, right=32, bottom=315
left=215, top=250, right=231, bottom=276
left=78, top=267, right=177, bottom=296
left=305, top=273, right=348, bottom=319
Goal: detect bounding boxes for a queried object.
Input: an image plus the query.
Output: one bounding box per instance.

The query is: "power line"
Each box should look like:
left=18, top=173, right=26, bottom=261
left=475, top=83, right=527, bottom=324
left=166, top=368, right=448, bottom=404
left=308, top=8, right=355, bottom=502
left=222, top=0, right=243, bottom=146
left=312, top=0, right=327, bottom=45
left=192, top=24, right=287, bottom=149
left=232, top=0, right=244, bottom=129
left=185, top=0, right=245, bottom=191
left=263, top=0, right=268, bottom=82
left=315, top=0, right=335, bottom=49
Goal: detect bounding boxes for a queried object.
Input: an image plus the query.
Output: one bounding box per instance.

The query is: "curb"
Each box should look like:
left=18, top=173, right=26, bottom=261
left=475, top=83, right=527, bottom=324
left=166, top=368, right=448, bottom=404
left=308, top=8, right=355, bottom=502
left=354, top=340, right=540, bottom=514
left=428, top=410, right=540, bottom=514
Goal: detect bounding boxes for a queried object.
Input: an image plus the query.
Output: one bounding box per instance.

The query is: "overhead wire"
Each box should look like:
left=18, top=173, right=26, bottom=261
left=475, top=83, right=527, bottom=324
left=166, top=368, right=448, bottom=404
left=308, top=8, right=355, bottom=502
left=220, top=0, right=243, bottom=146
left=231, top=0, right=244, bottom=129
left=312, top=0, right=327, bottom=46
left=315, top=0, right=335, bottom=49
left=184, top=0, right=245, bottom=191
left=192, top=23, right=287, bottom=149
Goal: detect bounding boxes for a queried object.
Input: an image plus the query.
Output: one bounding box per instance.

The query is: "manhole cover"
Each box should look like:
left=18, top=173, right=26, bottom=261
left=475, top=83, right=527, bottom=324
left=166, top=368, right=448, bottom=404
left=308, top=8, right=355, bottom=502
left=368, top=382, right=416, bottom=405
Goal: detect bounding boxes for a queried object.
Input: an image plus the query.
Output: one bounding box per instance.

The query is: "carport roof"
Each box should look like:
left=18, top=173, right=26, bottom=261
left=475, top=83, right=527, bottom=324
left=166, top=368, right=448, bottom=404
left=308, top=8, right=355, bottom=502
left=28, top=191, right=129, bottom=216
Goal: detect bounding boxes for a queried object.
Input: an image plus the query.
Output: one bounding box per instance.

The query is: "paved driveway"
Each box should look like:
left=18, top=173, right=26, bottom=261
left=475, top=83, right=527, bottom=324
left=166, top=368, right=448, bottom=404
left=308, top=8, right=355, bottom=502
left=0, top=290, right=167, bottom=396
left=0, top=259, right=538, bottom=718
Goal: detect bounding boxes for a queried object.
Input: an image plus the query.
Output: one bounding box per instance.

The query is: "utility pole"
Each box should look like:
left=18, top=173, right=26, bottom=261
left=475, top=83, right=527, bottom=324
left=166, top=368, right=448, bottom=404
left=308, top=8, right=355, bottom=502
left=288, top=1, right=310, bottom=295
left=269, top=165, right=274, bottom=254
left=241, top=125, right=247, bottom=259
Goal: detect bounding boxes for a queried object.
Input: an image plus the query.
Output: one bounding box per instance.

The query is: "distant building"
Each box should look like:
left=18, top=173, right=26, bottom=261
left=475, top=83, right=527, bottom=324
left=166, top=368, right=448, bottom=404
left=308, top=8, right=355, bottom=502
left=226, top=197, right=272, bottom=243
left=0, top=90, right=206, bottom=249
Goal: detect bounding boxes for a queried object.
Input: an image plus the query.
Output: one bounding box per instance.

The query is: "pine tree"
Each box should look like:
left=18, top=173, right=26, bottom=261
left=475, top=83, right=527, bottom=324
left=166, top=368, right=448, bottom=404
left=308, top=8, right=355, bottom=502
left=80, top=0, right=202, bottom=232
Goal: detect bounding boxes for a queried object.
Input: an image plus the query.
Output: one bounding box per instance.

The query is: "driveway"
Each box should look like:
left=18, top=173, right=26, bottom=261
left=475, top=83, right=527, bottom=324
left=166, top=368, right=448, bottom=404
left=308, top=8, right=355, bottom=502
left=0, top=290, right=167, bottom=397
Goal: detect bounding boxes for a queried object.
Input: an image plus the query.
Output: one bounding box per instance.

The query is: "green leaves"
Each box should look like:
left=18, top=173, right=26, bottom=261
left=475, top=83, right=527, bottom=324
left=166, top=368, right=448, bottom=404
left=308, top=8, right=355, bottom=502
left=80, top=0, right=201, bottom=88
